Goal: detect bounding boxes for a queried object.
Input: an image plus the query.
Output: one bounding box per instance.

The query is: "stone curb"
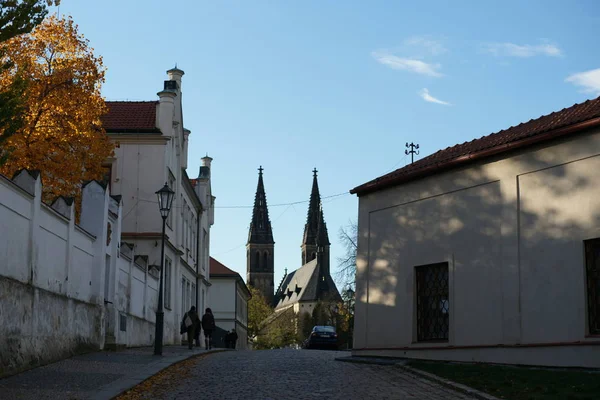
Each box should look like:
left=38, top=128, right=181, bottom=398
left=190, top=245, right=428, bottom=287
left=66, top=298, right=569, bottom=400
left=398, top=365, right=501, bottom=400
left=335, top=355, right=407, bottom=366
left=91, top=349, right=228, bottom=400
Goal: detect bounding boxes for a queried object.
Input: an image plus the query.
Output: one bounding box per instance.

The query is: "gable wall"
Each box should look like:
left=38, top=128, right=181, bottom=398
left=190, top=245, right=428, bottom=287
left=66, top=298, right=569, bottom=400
left=354, top=128, right=600, bottom=367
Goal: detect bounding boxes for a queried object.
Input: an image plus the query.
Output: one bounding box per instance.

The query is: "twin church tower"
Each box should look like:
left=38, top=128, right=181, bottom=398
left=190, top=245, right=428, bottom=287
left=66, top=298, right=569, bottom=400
left=246, top=167, right=331, bottom=306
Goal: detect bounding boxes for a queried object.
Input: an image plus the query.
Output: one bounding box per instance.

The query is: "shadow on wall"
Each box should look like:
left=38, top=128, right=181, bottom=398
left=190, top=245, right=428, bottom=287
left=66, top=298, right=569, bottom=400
left=356, top=133, right=600, bottom=349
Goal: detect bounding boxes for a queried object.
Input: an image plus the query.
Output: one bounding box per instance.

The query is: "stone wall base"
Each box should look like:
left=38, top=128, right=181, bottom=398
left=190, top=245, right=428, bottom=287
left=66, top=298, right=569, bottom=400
left=0, top=276, right=104, bottom=378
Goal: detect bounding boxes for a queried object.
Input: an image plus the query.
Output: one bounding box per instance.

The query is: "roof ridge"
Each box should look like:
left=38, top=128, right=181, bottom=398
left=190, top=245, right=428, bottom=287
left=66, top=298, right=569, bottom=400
left=104, top=100, right=159, bottom=103
left=352, top=95, right=600, bottom=195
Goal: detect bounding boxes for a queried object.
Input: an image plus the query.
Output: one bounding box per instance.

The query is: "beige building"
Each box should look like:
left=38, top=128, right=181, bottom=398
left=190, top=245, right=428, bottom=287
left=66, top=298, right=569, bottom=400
left=350, top=97, right=600, bottom=368
left=100, top=67, right=214, bottom=347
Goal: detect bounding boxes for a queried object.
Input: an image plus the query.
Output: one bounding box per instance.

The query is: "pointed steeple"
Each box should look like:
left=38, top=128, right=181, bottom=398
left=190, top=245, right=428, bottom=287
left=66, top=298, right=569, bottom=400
left=302, top=168, right=330, bottom=247
left=247, top=166, right=274, bottom=245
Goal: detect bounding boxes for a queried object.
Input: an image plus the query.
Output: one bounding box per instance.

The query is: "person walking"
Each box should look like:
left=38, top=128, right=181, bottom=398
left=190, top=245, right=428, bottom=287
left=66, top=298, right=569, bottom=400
left=183, top=306, right=200, bottom=350
left=202, top=307, right=216, bottom=349
left=230, top=329, right=238, bottom=349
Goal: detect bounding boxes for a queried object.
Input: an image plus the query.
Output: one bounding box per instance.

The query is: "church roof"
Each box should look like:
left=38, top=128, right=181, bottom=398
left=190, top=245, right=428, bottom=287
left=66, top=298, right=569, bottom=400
left=274, top=259, right=341, bottom=310
left=101, top=101, right=160, bottom=133
left=247, top=166, right=274, bottom=245
left=302, top=169, right=330, bottom=247
left=351, top=95, right=600, bottom=196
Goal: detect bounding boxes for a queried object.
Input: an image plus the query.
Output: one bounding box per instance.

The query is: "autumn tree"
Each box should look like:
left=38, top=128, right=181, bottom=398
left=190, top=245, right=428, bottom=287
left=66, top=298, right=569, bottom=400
left=0, top=1, right=60, bottom=150
left=0, top=14, right=113, bottom=201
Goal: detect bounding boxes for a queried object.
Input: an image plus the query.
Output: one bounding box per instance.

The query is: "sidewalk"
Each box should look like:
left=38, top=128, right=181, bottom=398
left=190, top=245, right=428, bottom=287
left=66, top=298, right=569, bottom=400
left=0, top=346, right=223, bottom=400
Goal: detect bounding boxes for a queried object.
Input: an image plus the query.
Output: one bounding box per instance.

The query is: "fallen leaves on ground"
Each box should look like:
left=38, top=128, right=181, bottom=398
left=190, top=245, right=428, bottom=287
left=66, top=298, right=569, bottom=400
left=115, top=352, right=216, bottom=400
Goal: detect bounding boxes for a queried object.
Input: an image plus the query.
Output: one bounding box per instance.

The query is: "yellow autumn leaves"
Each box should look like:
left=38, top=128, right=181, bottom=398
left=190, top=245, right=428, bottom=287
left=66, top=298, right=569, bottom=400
left=0, top=14, right=114, bottom=202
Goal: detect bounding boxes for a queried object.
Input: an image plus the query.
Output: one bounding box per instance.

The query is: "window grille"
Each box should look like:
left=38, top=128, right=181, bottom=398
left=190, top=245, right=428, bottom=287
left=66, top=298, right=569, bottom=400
left=585, top=239, right=600, bottom=335
left=416, top=262, right=449, bottom=341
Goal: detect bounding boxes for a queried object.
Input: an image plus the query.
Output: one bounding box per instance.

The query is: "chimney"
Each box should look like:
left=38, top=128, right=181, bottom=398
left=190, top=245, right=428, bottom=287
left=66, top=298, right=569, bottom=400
left=156, top=88, right=176, bottom=136
left=167, top=66, right=185, bottom=89
left=201, top=155, right=213, bottom=169
left=198, top=155, right=212, bottom=180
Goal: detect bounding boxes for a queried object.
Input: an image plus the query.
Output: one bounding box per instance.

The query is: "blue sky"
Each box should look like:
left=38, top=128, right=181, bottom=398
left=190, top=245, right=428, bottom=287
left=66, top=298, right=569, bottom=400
left=58, top=0, right=600, bottom=289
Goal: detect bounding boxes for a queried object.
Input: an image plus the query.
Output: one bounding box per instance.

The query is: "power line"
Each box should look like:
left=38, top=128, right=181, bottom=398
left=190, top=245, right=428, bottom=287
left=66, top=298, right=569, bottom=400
left=134, top=191, right=350, bottom=210
left=384, top=153, right=409, bottom=174
left=215, top=191, right=350, bottom=209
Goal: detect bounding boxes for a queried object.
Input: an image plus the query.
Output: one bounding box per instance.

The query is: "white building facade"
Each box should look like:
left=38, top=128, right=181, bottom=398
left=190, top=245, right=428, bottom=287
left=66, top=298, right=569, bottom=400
left=209, top=257, right=250, bottom=349
left=101, top=68, right=214, bottom=347
left=351, top=97, right=600, bottom=368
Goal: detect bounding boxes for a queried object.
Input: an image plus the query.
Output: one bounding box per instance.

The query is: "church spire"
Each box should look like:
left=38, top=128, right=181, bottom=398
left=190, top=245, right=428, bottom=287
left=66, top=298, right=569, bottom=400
left=247, top=166, right=274, bottom=245
left=302, top=168, right=330, bottom=248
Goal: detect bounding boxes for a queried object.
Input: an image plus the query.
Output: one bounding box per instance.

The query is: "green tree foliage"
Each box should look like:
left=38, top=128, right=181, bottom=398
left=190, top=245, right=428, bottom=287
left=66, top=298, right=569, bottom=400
left=247, top=285, right=273, bottom=341
left=253, top=307, right=297, bottom=350
left=0, top=1, right=60, bottom=158
left=0, top=0, right=59, bottom=42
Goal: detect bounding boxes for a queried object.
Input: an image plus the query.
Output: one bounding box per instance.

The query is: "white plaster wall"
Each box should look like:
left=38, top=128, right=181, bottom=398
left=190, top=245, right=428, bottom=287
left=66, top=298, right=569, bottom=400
left=0, top=177, right=34, bottom=283
left=211, top=278, right=235, bottom=321
left=0, top=173, right=117, bottom=377
left=354, top=129, right=600, bottom=367
left=111, top=142, right=166, bottom=235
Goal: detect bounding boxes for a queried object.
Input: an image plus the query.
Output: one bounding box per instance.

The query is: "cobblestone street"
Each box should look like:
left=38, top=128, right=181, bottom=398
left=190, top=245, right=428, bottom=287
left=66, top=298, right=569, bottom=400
left=122, top=349, right=477, bottom=400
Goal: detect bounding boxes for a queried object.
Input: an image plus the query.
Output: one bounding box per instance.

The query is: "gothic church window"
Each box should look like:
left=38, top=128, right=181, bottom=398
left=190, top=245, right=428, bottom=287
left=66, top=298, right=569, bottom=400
left=255, top=251, right=260, bottom=270
left=264, top=251, right=269, bottom=270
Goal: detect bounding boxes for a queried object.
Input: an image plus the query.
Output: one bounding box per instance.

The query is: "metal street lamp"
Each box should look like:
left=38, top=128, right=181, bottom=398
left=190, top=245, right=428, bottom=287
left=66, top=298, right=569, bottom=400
left=154, top=182, right=175, bottom=356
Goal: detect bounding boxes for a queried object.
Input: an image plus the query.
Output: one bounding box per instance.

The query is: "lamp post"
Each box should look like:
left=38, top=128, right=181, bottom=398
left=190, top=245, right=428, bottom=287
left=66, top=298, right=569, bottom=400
left=154, top=182, right=175, bottom=356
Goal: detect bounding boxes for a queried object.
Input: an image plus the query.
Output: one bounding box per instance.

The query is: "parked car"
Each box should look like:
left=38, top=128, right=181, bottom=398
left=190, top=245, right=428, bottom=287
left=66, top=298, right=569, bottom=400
left=304, top=325, right=338, bottom=350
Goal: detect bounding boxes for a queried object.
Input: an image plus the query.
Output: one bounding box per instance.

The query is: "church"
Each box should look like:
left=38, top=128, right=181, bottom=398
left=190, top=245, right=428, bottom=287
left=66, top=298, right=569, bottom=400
left=246, top=167, right=341, bottom=314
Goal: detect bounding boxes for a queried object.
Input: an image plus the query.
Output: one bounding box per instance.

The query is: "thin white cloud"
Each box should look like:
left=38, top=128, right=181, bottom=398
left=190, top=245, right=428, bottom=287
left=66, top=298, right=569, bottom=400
left=404, top=35, right=447, bottom=56
left=483, top=42, right=562, bottom=58
left=566, top=68, right=600, bottom=95
left=372, top=51, right=443, bottom=77
left=419, top=88, right=451, bottom=105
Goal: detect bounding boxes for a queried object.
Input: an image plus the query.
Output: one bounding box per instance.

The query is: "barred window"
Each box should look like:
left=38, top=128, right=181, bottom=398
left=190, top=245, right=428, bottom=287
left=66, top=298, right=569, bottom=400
left=584, top=239, right=600, bottom=335
left=416, top=262, right=449, bottom=342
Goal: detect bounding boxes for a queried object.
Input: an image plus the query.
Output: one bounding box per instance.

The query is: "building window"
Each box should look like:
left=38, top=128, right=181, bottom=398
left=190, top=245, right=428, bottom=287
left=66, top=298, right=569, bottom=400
left=192, top=283, right=196, bottom=308
left=263, top=251, right=269, bottom=270
left=186, top=280, right=191, bottom=313
left=101, top=164, right=112, bottom=190
left=181, top=277, right=186, bottom=317
left=585, top=239, right=600, bottom=335
left=167, top=173, right=175, bottom=229
left=255, top=251, right=260, bottom=270
left=164, top=257, right=172, bottom=309
left=416, top=262, right=449, bottom=342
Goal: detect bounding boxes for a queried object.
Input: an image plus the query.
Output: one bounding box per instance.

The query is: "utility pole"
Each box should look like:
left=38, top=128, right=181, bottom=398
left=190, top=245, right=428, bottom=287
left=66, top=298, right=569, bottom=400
left=405, top=142, right=420, bottom=164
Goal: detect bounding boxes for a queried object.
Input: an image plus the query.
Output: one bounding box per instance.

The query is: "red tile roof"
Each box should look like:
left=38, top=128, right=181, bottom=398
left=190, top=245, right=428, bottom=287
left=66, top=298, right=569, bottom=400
left=209, top=257, right=238, bottom=276
left=101, top=101, right=159, bottom=133
left=351, top=96, right=600, bottom=196
left=210, top=257, right=252, bottom=298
